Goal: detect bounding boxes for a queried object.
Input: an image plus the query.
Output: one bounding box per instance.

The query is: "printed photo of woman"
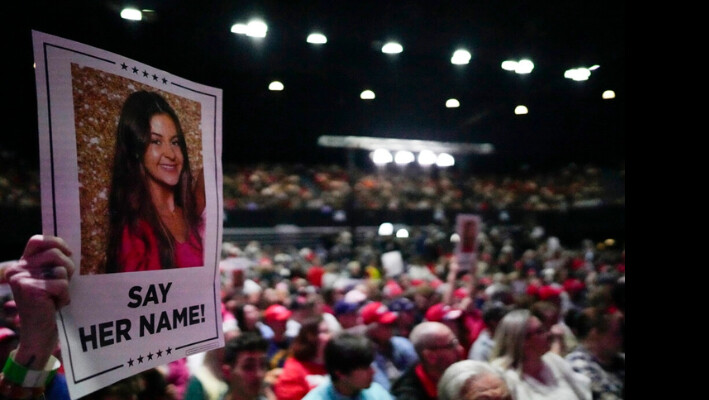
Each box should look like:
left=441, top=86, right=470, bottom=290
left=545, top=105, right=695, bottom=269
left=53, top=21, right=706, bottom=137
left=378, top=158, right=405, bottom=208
left=104, top=90, right=204, bottom=273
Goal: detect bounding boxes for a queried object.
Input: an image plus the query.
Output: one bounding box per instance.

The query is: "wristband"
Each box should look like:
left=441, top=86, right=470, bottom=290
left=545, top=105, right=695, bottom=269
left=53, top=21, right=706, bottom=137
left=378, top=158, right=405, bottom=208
left=2, top=350, right=60, bottom=388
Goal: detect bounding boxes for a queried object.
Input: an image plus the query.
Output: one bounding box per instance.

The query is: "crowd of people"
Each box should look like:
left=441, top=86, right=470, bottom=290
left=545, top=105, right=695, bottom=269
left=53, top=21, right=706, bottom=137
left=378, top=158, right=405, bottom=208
left=223, top=162, right=624, bottom=212
left=0, top=215, right=624, bottom=399
left=3, top=149, right=623, bottom=213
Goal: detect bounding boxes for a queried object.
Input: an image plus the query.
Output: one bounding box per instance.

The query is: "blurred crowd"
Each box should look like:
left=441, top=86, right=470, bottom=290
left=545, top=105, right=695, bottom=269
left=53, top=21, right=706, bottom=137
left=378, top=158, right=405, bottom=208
left=223, top=162, right=624, bottom=212
left=0, top=148, right=625, bottom=399
left=0, top=214, right=624, bottom=399
left=3, top=147, right=624, bottom=212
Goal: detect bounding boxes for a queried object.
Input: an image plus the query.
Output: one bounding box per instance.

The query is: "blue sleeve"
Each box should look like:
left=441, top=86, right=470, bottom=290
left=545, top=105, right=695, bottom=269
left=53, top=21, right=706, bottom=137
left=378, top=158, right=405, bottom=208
left=46, top=373, right=71, bottom=400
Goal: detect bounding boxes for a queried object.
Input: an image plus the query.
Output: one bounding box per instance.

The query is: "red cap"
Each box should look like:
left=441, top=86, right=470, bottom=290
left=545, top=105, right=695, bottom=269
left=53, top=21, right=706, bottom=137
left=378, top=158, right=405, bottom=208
left=563, top=279, right=585, bottom=294
left=263, top=304, right=293, bottom=322
left=383, top=280, right=403, bottom=298
left=425, top=303, right=463, bottom=322
left=307, top=266, right=325, bottom=288
left=360, top=302, right=398, bottom=325
left=453, top=287, right=469, bottom=299
left=538, top=285, right=563, bottom=301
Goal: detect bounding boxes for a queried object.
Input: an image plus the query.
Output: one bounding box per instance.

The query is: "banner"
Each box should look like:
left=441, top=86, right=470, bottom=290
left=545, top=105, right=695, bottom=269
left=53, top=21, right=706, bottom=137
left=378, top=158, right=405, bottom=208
left=32, top=31, right=224, bottom=398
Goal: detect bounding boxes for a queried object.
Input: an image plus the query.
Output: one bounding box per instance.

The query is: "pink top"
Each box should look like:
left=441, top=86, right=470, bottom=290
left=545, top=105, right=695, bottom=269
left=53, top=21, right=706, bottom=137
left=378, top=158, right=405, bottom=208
left=119, top=219, right=203, bottom=272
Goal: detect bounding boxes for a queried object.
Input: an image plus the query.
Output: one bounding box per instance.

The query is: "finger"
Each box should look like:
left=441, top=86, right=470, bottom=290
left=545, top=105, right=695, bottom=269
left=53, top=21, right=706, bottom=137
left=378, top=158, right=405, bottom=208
left=37, top=266, right=69, bottom=280
left=7, top=247, right=74, bottom=282
left=11, top=274, right=71, bottom=308
left=22, top=235, right=72, bottom=260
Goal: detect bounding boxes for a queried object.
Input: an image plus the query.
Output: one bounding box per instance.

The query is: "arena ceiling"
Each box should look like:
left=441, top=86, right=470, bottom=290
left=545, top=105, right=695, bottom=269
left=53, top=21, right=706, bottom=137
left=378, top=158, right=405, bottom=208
left=7, top=0, right=625, bottom=172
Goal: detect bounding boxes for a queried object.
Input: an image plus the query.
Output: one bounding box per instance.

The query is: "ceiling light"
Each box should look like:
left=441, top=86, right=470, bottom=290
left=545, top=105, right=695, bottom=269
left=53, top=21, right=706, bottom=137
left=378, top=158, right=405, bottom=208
left=360, top=90, right=375, bottom=100
left=396, top=228, right=409, bottom=238
left=268, top=81, right=284, bottom=91
left=436, top=153, right=455, bottom=167
left=602, top=90, right=616, bottom=99
left=231, top=23, right=248, bottom=34
left=501, top=60, right=517, bottom=71
left=394, top=150, right=414, bottom=165
left=445, top=98, right=460, bottom=108
left=371, top=149, right=393, bottom=165
left=451, top=49, right=471, bottom=65
left=381, top=42, right=403, bottom=54
left=246, top=20, right=268, bottom=37
left=502, top=59, right=534, bottom=74
left=564, top=68, right=591, bottom=81
left=378, top=223, right=394, bottom=236
left=120, top=8, right=142, bottom=21
left=231, top=19, right=268, bottom=37
left=307, top=33, right=327, bottom=44
left=515, top=105, right=529, bottom=115
left=516, top=59, right=534, bottom=74
left=417, top=150, right=437, bottom=166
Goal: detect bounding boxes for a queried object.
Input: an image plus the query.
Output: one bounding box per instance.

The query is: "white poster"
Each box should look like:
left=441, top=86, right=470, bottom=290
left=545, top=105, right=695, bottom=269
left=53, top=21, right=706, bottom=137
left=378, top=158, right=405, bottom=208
left=455, top=214, right=481, bottom=272
left=32, top=31, right=224, bottom=399
left=381, top=250, right=404, bottom=278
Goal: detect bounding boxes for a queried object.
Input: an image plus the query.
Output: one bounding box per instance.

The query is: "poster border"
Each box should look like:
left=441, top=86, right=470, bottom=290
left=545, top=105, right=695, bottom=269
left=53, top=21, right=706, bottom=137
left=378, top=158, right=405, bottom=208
left=37, top=40, right=223, bottom=385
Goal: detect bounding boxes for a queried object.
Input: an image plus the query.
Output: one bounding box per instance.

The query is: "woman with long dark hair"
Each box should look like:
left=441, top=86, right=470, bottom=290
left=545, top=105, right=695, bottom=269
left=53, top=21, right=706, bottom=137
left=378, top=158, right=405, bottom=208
left=105, top=90, right=203, bottom=273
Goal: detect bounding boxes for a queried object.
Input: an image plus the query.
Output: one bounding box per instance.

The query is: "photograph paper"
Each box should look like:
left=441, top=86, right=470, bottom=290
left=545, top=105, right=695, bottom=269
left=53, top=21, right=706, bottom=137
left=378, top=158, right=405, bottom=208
left=32, top=30, right=224, bottom=398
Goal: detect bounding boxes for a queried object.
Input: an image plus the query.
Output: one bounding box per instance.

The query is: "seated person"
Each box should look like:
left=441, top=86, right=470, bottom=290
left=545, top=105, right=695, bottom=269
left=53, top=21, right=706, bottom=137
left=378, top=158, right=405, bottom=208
left=303, top=332, right=392, bottom=400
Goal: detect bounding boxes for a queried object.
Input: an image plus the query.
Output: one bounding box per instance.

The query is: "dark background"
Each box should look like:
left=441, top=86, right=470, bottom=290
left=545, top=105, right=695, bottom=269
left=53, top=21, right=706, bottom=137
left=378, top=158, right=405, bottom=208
left=6, top=0, right=625, bottom=173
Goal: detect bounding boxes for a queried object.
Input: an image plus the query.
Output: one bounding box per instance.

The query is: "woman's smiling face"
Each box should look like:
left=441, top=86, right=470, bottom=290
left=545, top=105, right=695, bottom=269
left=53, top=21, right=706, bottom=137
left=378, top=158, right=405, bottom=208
left=143, top=113, right=183, bottom=187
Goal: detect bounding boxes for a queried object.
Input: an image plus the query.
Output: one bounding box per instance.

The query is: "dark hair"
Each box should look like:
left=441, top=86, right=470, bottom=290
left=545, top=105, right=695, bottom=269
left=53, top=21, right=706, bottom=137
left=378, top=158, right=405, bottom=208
left=105, top=90, right=201, bottom=272
left=291, top=316, right=323, bottom=361
left=324, top=333, right=375, bottom=381
left=223, top=331, right=269, bottom=366
left=482, top=301, right=509, bottom=326
left=570, top=306, right=619, bottom=340
left=234, top=303, right=260, bottom=334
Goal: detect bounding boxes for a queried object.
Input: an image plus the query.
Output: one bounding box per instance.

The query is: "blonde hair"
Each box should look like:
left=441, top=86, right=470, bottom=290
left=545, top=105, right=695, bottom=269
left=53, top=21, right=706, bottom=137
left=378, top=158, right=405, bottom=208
left=489, top=308, right=532, bottom=372
left=438, top=360, right=504, bottom=400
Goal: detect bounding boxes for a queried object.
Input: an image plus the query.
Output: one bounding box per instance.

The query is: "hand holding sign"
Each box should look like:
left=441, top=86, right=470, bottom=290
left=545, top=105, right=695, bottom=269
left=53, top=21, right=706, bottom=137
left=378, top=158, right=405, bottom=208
left=4, top=235, right=74, bottom=369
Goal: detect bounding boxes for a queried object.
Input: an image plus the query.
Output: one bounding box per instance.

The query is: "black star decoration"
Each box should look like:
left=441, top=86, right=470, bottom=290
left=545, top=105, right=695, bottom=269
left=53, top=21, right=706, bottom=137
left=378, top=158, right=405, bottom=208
left=152, top=74, right=158, bottom=81
left=128, top=358, right=134, bottom=367
left=147, top=352, right=154, bottom=361
left=162, top=77, right=168, bottom=84
left=156, top=349, right=163, bottom=358
left=121, top=63, right=127, bottom=70
left=143, top=70, right=149, bottom=77
left=166, top=347, right=172, bottom=355
left=137, top=355, right=144, bottom=364
left=132, top=66, right=139, bottom=74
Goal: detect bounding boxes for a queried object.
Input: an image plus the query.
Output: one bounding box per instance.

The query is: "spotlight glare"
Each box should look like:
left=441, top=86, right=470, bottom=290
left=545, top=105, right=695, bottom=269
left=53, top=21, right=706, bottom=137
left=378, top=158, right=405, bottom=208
left=451, top=49, right=471, bottom=65
left=437, top=153, right=455, bottom=167
left=120, top=8, right=142, bottom=21
left=371, top=149, right=393, bottom=165
left=394, top=150, right=415, bottom=165
left=381, top=42, right=403, bottom=54
left=417, top=150, right=437, bottom=166
left=360, top=90, right=376, bottom=100
left=246, top=20, right=268, bottom=37
left=378, top=223, right=394, bottom=236
left=514, top=105, right=529, bottom=115
left=307, top=33, right=327, bottom=44
left=445, top=98, right=460, bottom=108
left=268, top=81, right=284, bottom=91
